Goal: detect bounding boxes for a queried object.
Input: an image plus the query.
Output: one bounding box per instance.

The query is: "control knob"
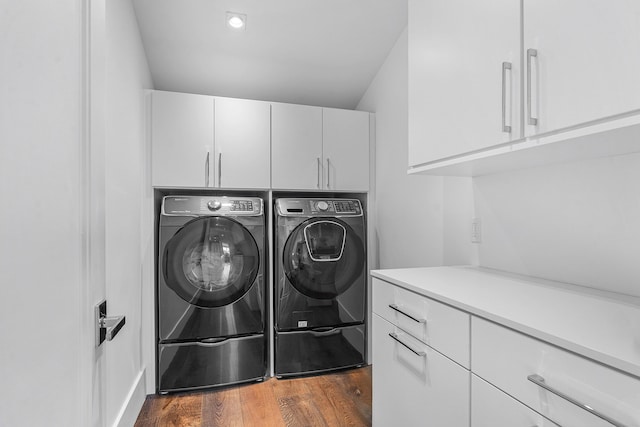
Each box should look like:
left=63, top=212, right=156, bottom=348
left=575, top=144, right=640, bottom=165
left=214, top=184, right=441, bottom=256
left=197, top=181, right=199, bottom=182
left=207, top=200, right=222, bottom=211
left=316, top=201, right=329, bottom=211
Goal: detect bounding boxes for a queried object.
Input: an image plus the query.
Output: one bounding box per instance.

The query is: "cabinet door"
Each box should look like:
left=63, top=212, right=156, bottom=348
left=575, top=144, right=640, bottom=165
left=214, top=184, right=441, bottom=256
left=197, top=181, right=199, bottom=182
left=214, top=97, right=270, bottom=189
left=524, top=0, right=640, bottom=136
left=372, top=314, right=470, bottom=427
left=271, top=103, right=323, bottom=190
left=472, top=374, right=559, bottom=427
left=322, top=108, right=370, bottom=191
left=408, top=0, right=521, bottom=167
left=151, top=91, right=214, bottom=187
left=472, top=317, right=640, bottom=427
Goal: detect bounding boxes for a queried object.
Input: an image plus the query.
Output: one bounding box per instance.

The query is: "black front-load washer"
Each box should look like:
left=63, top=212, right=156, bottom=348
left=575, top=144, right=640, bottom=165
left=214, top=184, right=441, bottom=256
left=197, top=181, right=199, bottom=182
left=157, top=195, right=266, bottom=393
left=274, top=198, right=366, bottom=377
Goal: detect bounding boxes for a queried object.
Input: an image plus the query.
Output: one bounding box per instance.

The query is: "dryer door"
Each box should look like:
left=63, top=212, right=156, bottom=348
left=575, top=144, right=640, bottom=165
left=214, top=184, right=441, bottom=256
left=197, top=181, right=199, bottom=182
left=163, top=216, right=260, bottom=308
left=283, top=218, right=364, bottom=299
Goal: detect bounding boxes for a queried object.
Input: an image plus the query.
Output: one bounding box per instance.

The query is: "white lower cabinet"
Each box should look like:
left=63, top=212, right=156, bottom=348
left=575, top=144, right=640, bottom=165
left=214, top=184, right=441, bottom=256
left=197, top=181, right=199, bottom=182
left=372, top=272, right=640, bottom=427
left=372, top=314, right=470, bottom=427
left=472, top=317, right=640, bottom=427
left=472, top=374, right=559, bottom=427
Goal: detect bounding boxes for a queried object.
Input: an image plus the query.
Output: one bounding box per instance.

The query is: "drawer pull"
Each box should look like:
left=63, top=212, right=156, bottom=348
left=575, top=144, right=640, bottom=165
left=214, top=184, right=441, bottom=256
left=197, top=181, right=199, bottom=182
left=388, top=304, right=426, bottom=323
left=388, top=332, right=426, bottom=357
left=527, top=374, right=627, bottom=427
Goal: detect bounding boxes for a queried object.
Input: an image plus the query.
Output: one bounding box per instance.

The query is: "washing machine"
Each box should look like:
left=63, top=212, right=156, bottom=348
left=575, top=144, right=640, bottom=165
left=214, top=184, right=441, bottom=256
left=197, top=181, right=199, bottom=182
left=157, top=195, right=266, bottom=393
left=274, top=198, right=366, bottom=377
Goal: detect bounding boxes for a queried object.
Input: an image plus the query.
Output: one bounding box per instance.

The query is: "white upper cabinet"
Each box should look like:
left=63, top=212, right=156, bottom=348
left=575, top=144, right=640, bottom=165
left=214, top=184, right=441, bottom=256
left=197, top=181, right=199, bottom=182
left=523, top=0, right=640, bottom=136
left=151, top=91, right=271, bottom=189
left=408, top=0, right=640, bottom=175
left=408, top=0, right=521, bottom=167
left=272, top=103, right=370, bottom=191
left=152, top=91, right=214, bottom=188
left=271, top=103, right=323, bottom=190
left=323, top=108, right=370, bottom=191
left=214, top=97, right=270, bottom=189
left=152, top=92, right=369, bottom=190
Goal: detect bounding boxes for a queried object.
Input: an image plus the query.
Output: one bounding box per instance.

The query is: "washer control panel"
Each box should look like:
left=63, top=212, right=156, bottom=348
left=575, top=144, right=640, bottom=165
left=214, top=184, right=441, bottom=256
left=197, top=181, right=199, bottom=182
left=276, top=198, right=362, bottom=216
left=162, top=196, right=262, bottom=216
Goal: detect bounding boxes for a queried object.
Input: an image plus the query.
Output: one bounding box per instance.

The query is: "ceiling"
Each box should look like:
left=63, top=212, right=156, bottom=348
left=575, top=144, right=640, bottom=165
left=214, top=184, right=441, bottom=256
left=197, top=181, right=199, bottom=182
left=132, top=0, right=407, bottom=109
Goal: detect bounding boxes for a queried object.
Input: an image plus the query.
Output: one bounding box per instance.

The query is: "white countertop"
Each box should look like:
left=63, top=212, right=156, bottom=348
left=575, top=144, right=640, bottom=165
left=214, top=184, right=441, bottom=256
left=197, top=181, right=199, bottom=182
left=371, top=266, right=640, bottom=378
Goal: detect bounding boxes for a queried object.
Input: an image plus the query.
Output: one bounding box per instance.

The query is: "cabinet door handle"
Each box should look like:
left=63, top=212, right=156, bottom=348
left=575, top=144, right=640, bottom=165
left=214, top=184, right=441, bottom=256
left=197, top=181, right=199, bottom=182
left=388, top=304, right=426, bottom=323
left=527, top=48, right=538, bottom=126
left=205, top=151, right=210, bottom=187
left=326, top=158, right=330, bottom=188
left=317, top=157, right=321, bottom=189
left=218, top=153, right=222, bottom=187
left=389, top=332, right=426, bottom=357
left=501, top=61, right=512, bottom=133
left=527, top=374, right=627, bottom=427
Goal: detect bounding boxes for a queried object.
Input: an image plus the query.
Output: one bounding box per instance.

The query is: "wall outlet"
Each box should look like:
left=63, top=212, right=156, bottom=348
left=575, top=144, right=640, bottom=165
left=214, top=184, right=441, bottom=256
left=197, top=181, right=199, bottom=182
left=471, top=218, right=482, bottom=243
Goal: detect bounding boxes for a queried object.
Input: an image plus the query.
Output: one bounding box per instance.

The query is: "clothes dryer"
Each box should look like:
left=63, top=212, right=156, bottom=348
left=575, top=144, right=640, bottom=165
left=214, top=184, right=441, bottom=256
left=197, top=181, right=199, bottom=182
left=274, top=198, right=366, bottom=377
left=157, top=195, right=266, bottom=393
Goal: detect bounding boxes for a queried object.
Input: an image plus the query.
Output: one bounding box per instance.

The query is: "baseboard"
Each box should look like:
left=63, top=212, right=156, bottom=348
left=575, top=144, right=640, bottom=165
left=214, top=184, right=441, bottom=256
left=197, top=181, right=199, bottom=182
left=113, top=368, right=147, bottom=427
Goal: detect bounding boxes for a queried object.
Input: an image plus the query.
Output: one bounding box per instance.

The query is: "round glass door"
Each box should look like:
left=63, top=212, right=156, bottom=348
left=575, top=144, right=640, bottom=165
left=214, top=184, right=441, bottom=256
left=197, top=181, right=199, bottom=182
left=164, top=217, right=260, bottom=307
left=283, top=218, right=364, bottom=299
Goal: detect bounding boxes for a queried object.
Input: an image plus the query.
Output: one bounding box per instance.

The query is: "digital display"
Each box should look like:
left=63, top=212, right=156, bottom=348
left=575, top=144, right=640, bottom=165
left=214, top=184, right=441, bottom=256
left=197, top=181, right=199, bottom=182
left=231, top=200, right=253, bottom=211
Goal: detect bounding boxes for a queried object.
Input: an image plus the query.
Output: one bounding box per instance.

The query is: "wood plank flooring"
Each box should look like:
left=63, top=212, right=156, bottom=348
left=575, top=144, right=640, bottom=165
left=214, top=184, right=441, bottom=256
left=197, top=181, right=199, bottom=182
left=134, top=366, right=372, bottom=427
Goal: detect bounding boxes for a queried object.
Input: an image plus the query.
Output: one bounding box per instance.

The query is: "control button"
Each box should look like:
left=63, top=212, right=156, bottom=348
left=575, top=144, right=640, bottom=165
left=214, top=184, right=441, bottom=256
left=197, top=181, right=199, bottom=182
left=207, top=200, right=222, bottom=211
left=316, top=201, right=329, bottom=211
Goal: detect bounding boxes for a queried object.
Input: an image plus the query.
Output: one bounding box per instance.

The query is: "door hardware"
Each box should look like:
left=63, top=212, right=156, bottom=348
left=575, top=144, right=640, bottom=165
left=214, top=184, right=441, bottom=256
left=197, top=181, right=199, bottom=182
left=95, top=300, right=126, bottom=346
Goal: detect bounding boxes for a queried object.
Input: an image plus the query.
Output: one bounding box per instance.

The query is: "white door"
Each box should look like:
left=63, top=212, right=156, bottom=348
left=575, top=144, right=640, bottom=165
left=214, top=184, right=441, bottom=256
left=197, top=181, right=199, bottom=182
left=151, top=91, right=214, bottom=187
left=523, top=0, right=640, bottom=136
left=408, top=0, right=521, bottom=166
left=271, top=103, right=323, bottom=190
left=0, top=0, right=103, bottom=426
left=214, top=97, right=271, bottom=189
left=322, top=108, right=370, bottom=191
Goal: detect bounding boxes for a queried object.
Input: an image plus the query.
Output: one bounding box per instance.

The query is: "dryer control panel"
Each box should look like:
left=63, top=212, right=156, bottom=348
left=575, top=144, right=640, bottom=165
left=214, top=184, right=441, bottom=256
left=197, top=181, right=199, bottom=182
left=162, top=196, right=263, bottom=216
left=276, top=198, right=362, bottom=217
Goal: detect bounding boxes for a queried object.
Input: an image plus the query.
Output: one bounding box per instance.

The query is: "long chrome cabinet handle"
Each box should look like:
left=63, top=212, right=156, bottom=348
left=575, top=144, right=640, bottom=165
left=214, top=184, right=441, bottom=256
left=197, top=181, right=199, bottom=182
left=527, top=48, right=538, bottom=126
left=388, top=304, right=426, bottom=323
left=218, top=153, right=222, bottom=187
left=501, top=61, right=512, bottom=133
left=316, top=157, right=321, bottom=188
left=205, top=151, right=210, bottom=187
left=527, top=374, right=628, bottom=427
left=389, top=332, right=426, bottom=357
left=326, top=158, right=330, bottom=188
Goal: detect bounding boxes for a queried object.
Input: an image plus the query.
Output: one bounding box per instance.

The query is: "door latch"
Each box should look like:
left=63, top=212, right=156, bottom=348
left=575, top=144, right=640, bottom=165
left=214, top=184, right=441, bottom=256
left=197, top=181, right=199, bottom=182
left=95, top=300, right=126, bottom=346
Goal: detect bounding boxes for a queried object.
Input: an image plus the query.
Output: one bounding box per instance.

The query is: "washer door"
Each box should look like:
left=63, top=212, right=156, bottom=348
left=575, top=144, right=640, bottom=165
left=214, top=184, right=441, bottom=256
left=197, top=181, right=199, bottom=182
left=283, top=218, right=364, bottom=299
left=164, top=217, right=260, bottom=308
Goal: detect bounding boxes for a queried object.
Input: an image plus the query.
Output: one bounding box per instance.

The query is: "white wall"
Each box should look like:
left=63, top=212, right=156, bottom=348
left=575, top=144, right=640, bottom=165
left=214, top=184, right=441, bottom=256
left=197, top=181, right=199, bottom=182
left=475, top=153, right=640, bottom=297
left=0, top=2, right=86, bottom=426
left=105, top=0, right=153, bottom=424
left=357, top=28, right=473, bottom=270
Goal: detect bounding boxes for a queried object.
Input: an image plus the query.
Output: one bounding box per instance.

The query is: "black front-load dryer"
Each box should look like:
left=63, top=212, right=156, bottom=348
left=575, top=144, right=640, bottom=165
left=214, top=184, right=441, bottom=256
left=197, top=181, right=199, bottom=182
left=157, top=195, right=266, bottom=393
left=274, top=198, right=366, bottom=377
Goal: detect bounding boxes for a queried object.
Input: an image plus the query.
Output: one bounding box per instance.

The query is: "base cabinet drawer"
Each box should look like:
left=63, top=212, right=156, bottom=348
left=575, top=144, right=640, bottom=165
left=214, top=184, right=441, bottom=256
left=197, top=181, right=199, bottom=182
left=372, top=314, right=470, bottom=427
left=472, top=317, right=640, bottom=427
left=372, top=277, right=470, bottom=367
left=472, top=374, right=559, bottom=427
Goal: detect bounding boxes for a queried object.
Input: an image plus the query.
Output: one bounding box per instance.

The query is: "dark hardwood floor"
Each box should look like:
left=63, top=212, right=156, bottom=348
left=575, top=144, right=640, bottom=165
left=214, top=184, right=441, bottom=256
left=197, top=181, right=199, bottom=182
left=134, top=366, right=372, bottom=427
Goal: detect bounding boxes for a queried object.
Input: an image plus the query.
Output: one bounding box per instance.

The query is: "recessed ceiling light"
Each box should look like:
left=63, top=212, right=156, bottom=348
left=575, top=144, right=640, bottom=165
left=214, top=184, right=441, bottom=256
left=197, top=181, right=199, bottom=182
left=226, top=12, right=246, bottom=31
